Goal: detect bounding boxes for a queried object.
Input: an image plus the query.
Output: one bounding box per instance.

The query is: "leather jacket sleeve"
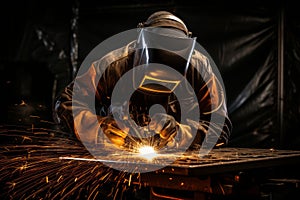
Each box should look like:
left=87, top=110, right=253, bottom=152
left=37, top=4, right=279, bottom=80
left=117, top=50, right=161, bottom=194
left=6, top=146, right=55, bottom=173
left=53, top=64, right=104, bottom=143
left=53, top=49, right=133, bottom=144
left=188, top=50, right=232, bottom=148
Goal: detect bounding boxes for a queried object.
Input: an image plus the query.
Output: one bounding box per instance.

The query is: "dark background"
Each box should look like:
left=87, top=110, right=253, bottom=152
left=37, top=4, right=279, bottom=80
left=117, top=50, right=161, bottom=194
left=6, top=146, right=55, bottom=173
left=1, top=0, right=299, bottom=150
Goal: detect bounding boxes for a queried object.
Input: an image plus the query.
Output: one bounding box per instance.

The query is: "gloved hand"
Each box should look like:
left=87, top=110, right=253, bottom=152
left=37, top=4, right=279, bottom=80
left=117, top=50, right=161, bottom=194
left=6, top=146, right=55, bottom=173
left=100, top=115, right=129, bottom=147
left=148, top=113, right=179, bottom=149
left=100, top=115, right=145, bottom=150
left=149, top=117, right=201, bottom=151
left=100, top=113, right=181, bottom=151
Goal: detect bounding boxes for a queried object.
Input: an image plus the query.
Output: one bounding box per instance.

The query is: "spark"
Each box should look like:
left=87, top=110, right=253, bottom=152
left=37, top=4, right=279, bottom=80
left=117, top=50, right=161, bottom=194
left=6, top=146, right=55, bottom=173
left=138, top=145, right=158, bottom=161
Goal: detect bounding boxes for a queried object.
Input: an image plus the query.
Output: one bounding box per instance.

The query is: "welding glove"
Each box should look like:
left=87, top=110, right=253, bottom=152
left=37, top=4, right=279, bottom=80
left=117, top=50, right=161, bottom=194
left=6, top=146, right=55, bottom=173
left=99, top=115, right=130, bottom=147
left=148, top=116, right=201, bottom=151
left=100, top=115, right=145, bottom=149
left=148, top=113, right=179, bottom=149
left=166, top=123, right=194, bottom=150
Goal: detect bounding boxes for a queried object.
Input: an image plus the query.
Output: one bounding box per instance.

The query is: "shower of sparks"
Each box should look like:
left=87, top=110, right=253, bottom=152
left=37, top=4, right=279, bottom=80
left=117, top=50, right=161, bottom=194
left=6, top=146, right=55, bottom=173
left=0, top=122, right=143, bottom=200
left=0, top=107, right=202, bottom=199
left=138, top=146, right=157, bottom=161
left=4, top=117, right=294, bottom=199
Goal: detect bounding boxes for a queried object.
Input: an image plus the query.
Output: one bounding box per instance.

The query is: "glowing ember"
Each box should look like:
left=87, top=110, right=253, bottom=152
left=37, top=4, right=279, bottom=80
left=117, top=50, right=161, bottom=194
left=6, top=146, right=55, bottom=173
left=138, top=146, right=157, bottom=160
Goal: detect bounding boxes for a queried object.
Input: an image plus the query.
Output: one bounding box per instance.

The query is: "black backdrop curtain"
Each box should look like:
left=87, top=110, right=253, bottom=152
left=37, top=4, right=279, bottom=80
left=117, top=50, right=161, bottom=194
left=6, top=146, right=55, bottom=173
left=1, top=0, right=299, bottom=150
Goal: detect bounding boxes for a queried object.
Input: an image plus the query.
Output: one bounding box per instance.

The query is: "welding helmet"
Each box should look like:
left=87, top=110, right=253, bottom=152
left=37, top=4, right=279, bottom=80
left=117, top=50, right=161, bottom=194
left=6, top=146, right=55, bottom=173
left=132, top=26, right=196, bottom=95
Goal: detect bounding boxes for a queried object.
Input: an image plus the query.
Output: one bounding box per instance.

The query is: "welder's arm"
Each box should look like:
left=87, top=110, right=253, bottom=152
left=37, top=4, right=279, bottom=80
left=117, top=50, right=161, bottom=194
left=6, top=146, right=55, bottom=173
left=53, top=63, right=127, bottom=147
left=141, top=74, right=232, bottom=151
left=152, top=76, right=232, bottom=150
left=184, top=52, right=232, bottom=149
left=194, top=74, right=232, bottom=148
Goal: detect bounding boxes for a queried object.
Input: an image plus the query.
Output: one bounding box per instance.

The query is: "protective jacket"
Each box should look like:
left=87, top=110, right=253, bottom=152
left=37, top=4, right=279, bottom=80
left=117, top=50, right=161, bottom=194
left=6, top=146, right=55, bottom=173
left=53, top=40, right=232, bottom=150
